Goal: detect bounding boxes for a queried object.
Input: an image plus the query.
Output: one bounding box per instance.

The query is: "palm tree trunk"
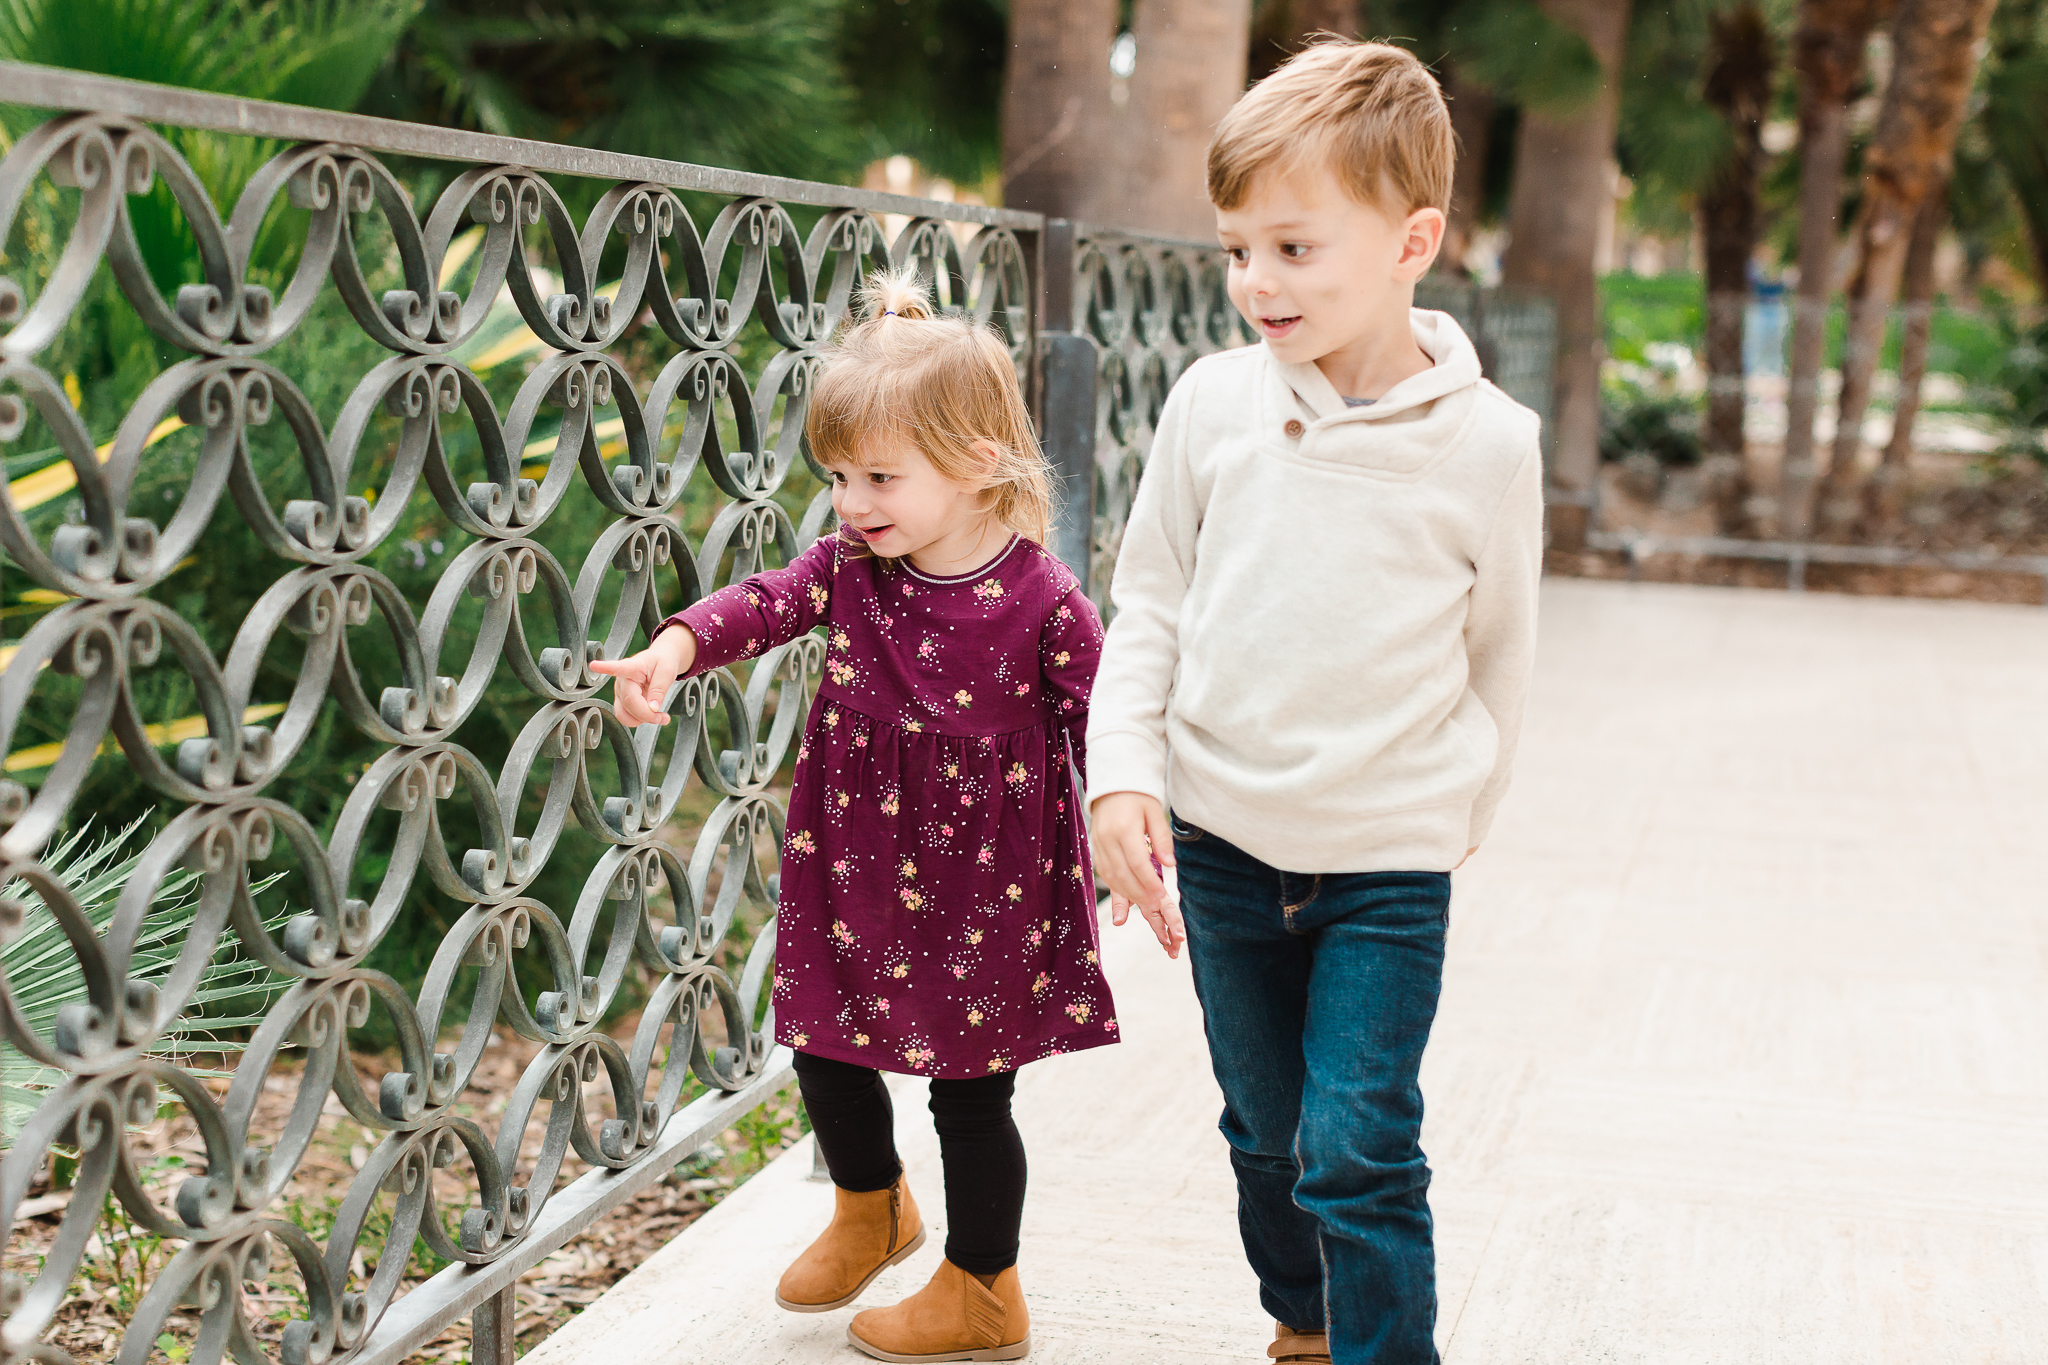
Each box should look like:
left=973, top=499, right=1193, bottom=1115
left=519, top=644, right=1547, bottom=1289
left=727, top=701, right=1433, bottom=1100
left=1779, top=0, right=1887, bottom=538
left=1002, top=0, right=1122, bottom=219
left=1698, top=4, right=1774, bottom=534
left=1863, top=176, right=1947, bottom=530
left=1820, top=0, right=1998, bottom=524
left=1114, top=0, right=1256, bottom=239
left=1294, top=0, right=1360, bottom=36
left=1249, top=2, right=1359, bottom=113
left=1442, top=62, right=1495, bottom=279
left=1499, top=0, right=1633, bottom=552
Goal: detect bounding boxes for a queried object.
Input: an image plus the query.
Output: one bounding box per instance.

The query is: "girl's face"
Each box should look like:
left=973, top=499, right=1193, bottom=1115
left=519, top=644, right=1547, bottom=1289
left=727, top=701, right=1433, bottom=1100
left=825, top=441, right=994, bottom=564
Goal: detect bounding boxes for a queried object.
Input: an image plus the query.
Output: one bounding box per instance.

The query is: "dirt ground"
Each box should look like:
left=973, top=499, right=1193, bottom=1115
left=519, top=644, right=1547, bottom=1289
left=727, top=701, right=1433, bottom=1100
left=1568, top=446, right=2048, bottom=605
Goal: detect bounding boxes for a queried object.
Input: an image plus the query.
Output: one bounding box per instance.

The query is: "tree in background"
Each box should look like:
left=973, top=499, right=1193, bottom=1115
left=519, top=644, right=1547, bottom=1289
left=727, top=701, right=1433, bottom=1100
left=1778, top=0, right=1888, bottom=537
left=1817, top=0, right=2000, bottom=526
left=1250, top=0, right=1362, bottom=80
left=1410, top=0, right=1607, bottom=278
left=0, top=0, right=423, bottom=287
left=1499, top=0, right=1634, bottom=551
left=0, top=0, right=419, bottom=108
left=1698, top=6, right=1775, bottom=531
left=1981, top=0, right=2048, bottom=289
left=364, top=0, right=869, bottom=191
left=1610, top=0, right=1778, bottom=527
left=838, top=0, right=1008, bottom=194
left=1003, top=0, right=1256, bottom=238
left=1113, top=0, right=1256, bottom=238
left=1001, top=0, right=1121, bottom=220
left=1866, top=174, right=1948, bottom=526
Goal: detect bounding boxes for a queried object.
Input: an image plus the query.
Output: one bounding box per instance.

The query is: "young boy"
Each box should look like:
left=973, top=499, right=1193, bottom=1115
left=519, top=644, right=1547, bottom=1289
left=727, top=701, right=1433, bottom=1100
left=1087, top=39, right=1542, bottom=1365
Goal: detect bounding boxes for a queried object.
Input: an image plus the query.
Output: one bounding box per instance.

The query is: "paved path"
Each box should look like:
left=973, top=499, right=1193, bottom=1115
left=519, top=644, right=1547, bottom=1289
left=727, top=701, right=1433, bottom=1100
left=530, top=580, right=2048, bottom=1364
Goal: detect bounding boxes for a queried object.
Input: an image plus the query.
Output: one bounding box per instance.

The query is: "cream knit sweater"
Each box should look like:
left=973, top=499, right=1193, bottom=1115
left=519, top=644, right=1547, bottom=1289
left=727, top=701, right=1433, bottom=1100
left=1085, top=309, right=1544, bottom=873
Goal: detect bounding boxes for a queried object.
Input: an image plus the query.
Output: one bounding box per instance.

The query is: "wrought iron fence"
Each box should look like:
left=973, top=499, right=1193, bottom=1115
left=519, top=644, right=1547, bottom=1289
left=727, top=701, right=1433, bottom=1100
left=0, top=62, right=1559, bottom=1365
left=1413, top=276, right=1558, bottom=449
left=0, top=63, right=1037, bottom=1365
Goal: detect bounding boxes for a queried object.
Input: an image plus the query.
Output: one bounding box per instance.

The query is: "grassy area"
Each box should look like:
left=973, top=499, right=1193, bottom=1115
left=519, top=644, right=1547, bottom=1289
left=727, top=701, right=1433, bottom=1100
left=1600, top=272, right=2008, bottom=378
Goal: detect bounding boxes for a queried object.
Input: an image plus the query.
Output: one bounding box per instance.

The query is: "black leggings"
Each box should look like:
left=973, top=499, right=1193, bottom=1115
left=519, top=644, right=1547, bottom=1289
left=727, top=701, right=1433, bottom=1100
left=792, top=1050, right=1026, bottom=1275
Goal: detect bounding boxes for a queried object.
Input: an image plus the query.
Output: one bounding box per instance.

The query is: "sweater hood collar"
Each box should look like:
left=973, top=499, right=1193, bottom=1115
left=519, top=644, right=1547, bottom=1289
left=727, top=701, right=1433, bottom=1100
left=1273, top=308, right=1484, bottom=423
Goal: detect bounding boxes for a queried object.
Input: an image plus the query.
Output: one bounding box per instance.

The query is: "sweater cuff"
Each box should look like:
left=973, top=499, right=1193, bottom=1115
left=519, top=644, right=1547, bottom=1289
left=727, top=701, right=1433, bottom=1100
left=1084, top=730, right=1169, bottom=811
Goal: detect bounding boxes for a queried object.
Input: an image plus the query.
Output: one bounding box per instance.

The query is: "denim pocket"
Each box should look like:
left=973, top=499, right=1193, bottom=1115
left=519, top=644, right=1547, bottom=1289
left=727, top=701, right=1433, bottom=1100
left=1167, top=811, right=1204, bottom=842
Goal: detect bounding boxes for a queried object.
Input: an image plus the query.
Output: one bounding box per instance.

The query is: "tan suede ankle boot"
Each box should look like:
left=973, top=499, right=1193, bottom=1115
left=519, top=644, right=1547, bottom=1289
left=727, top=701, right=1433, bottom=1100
left=845, top=1259, right=1030, bottom=1362
left=1268, top=1321, right=1331, bottom=1364
left=774, top=1175, right=925, bottom=1312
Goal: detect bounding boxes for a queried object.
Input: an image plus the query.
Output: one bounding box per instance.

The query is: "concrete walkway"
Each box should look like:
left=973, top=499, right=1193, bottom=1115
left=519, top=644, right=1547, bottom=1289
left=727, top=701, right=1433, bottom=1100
left=530, top=580, right=2048, bottom=1364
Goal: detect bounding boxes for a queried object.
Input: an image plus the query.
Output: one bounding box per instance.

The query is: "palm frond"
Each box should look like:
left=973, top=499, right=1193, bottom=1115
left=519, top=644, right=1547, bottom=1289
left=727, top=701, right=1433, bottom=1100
left=1433, top=0, right=1606, bottom=116
left=0, top=819, right=289, bottom=1146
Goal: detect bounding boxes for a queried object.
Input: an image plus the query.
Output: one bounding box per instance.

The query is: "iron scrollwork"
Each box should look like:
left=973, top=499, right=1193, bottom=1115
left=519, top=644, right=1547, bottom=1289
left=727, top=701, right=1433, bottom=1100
left=0, top=77, right=1035, bottom=1365
left=1069, top=230, right=1254, bottom=613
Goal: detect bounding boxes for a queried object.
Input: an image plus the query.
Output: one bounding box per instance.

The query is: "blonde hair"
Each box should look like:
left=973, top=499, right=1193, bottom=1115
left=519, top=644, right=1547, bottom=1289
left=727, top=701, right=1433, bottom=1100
left=807, top=271, right=1052, bottom=549
left=1208, top=38, right=1454, bottom=217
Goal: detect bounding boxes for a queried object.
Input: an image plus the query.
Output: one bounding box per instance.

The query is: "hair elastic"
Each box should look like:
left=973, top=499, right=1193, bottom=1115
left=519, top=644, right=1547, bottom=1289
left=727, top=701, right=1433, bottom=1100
left=883, top=309, right=897, bottom=316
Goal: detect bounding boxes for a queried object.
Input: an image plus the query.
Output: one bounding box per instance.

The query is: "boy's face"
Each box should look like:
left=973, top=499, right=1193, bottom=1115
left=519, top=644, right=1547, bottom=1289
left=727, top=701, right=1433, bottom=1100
left=1215, top=166, right=1444, bottom=370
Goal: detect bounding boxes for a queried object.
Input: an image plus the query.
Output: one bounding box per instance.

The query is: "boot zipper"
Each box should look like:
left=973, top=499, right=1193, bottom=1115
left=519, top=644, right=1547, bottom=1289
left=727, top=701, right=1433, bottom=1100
left=888, top=1183, right=901, bottom=1251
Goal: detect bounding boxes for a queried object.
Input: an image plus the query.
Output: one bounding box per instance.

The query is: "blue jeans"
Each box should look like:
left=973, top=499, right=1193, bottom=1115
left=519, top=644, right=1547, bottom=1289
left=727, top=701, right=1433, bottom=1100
left=1171, top=814, right=1448, bottom=1365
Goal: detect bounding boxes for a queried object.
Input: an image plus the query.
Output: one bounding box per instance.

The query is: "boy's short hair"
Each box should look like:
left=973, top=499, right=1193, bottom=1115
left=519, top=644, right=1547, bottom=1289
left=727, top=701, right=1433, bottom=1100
left=1208, top=39, right=1454, bottom=217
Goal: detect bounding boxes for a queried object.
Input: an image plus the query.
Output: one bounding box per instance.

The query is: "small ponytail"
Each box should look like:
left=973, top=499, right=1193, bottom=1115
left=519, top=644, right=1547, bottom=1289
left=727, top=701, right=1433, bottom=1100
left=858, top=270, right=936, bottom=323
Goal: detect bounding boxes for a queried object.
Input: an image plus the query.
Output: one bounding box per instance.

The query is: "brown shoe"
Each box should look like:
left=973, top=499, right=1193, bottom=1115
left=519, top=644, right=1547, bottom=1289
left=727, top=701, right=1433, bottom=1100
left=1269, top=1321, right=1331, bottom=1364
left=774, top=1175, right=926, bottom=1312
left=845, top=1259, right=1030, bottom=1362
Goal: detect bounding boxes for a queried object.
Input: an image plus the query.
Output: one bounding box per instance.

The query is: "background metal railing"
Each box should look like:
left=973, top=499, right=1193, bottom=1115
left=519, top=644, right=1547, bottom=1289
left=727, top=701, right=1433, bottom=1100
left=0, top=63, right=1553, bottom=1365
left=1035, top=229, right=1560, bottom=618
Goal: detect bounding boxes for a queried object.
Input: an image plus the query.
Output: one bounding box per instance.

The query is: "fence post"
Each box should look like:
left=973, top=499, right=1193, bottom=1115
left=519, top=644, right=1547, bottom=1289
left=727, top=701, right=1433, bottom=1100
left=1036, top=220, right=1099, bottom=592
left=471, top=1286, right=517, bottom=1365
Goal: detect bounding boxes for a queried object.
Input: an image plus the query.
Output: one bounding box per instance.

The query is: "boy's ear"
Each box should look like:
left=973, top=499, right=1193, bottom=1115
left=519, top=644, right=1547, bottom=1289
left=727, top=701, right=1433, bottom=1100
left=1396, top=206, right=1447, bottom=282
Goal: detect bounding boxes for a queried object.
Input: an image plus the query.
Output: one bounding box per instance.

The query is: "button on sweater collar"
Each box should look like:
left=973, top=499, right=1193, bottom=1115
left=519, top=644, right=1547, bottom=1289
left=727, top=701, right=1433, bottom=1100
left=1272, top=308, right=1486, bottom=426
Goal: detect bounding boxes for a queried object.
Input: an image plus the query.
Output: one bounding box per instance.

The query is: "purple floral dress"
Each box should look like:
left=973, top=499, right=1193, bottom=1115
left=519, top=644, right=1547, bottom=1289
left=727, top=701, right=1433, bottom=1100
left=664, top=531, right=1116, bottom=1079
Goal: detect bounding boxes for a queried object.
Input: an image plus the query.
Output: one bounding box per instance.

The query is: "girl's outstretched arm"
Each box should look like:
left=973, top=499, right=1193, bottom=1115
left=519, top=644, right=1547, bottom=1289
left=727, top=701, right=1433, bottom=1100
left=593, top=534, right=838, bottom=729
left=664, top=534, right=840, bottom=674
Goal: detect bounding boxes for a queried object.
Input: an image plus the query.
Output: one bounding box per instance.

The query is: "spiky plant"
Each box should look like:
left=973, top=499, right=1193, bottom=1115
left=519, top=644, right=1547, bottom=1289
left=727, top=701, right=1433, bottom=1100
left=0, top=820, right=286, bottom=1146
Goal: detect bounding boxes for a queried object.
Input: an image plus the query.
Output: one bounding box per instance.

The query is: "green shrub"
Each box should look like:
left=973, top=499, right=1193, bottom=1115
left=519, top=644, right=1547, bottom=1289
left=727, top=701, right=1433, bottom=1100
left=1601, top=377, right=1703, bottom=468
left=1990, top=309, right=2048, bottom=462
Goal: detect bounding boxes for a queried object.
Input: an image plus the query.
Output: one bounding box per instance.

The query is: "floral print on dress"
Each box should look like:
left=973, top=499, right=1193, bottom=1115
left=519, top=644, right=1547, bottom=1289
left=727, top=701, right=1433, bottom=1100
left=659, top=531, right=1112, bottom=1079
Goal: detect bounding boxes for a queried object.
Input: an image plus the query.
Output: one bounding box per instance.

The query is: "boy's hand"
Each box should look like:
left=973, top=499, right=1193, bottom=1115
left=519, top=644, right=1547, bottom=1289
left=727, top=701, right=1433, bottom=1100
left=1092, top=792, right=1186, bottom=959
left=589, top=627, right=697, bottom=728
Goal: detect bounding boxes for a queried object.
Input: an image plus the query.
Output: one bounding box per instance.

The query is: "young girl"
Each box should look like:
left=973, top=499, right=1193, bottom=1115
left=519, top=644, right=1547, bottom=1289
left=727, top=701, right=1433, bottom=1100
left=592, top=274, right=1112, bottom=1363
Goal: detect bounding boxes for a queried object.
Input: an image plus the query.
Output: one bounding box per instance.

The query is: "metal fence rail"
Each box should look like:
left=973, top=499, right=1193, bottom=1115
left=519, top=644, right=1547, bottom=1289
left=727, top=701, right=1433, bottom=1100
left=1586, top=528, right=2048, bottom=601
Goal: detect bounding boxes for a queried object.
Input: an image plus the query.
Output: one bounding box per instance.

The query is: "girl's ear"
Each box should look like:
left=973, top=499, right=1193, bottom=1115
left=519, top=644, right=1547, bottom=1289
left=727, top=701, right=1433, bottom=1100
left=967, top=439, right=1006, bottom=488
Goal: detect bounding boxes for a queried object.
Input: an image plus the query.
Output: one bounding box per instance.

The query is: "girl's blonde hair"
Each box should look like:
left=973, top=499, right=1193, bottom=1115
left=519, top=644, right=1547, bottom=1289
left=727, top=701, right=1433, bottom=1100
left=807, top=271, right=1052, bottom=548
